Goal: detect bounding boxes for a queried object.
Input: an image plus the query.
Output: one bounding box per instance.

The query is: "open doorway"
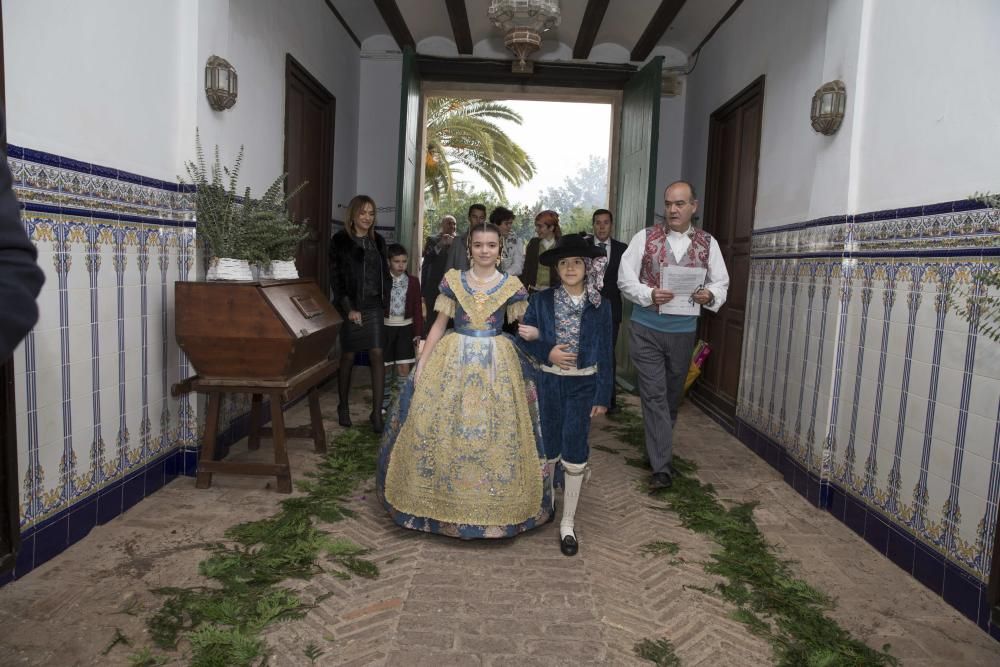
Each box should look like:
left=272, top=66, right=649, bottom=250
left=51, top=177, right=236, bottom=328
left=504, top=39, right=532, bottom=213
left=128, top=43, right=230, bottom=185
left=413, top=88, right=620, bottom=387
left=393, top=52, right=663, bottom=388
left=419, top=95, right=615, bottom=264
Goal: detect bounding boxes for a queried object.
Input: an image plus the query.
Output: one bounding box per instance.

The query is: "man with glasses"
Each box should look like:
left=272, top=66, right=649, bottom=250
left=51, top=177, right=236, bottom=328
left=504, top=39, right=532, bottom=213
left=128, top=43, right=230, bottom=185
left=618, top=181, right=729, bottom=491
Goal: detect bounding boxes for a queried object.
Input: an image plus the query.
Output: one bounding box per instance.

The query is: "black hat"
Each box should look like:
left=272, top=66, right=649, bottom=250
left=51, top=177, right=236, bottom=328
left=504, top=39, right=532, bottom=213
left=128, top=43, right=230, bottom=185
left=539, top=233, right=606, bottom=267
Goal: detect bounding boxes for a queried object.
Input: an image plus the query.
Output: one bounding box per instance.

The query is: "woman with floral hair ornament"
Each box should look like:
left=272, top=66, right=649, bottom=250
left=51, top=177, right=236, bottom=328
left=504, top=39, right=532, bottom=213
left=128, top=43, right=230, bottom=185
left=516, top=233, right=613, bottom=556
left=376, top=222, right=552, bottom=538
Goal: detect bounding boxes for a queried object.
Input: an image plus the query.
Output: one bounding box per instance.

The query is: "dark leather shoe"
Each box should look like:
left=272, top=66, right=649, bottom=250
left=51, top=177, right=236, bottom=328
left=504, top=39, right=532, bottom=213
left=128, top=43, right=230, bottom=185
left=337, top=404, right=352, bottom=428
left=370, top=411, right=384, bottom=434
left=649, top=471, right=672, bottom=492
left=560, top=533, right=578, bottom=557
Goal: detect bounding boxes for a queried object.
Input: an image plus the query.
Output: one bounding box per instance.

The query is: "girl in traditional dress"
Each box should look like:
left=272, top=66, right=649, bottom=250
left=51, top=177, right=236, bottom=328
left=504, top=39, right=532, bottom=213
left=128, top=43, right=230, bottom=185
left=376, top=222, right=553, bottom=538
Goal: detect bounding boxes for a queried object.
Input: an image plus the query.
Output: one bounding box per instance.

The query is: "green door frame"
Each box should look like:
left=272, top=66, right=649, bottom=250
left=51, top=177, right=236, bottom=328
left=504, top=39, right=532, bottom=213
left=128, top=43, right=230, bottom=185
left=394, top=46, right=422, bottom=265
left=613, top=56, right=663, bottom=389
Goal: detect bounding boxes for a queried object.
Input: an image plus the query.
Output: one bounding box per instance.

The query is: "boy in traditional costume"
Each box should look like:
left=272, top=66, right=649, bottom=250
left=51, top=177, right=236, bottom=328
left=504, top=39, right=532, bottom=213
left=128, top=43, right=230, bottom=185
left=517, top=233, right=613, bottom=556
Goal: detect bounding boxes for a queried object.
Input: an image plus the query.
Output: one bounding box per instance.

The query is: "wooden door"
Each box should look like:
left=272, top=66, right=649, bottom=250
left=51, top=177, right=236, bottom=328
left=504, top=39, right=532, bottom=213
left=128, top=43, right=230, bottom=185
left=0, top=361, right=15, bottom=574
left=0, top=0, right=21, bottom=575
left=613, top=56, right=662, bottom=388
left=284, top=55, right=335, bottom=295
left=690, top=77, right=764, bottom=427
left=395, top=46, right=421, bottom=261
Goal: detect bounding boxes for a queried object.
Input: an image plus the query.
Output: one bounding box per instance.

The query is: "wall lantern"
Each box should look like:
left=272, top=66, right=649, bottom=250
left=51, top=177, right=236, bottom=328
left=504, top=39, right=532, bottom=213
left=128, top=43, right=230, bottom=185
left=488, top=0, right=561, bottom=74
left=810, top=80, right=847, bottom=135
left=205, top=56, right=238, bottom=111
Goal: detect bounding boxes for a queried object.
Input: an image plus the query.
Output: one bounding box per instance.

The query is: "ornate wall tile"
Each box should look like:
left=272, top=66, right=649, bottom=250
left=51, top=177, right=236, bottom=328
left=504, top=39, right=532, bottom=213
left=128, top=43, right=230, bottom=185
left=13, top=147, right=197, bottom=530
left=742, top=201, right=1000, bottom=582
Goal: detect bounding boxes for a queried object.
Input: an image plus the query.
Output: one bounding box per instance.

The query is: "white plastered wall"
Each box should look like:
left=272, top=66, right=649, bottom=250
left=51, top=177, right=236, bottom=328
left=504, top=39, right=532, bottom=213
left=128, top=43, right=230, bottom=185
left=851, top=0, right=1000, bottom=211
left=356, top=36, right=403, bottom=228
left=682, top=0, right=1000, bottom=225
left=196, top=0, right=361, bottom=207
left=681, top=0, right=831, bottom=228
left=4, top=0, right=197, bottom=181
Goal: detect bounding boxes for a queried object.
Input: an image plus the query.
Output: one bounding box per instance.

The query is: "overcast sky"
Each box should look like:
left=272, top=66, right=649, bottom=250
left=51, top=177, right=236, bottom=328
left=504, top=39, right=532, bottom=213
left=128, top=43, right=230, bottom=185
left=458, top=100, right=613, bottom=207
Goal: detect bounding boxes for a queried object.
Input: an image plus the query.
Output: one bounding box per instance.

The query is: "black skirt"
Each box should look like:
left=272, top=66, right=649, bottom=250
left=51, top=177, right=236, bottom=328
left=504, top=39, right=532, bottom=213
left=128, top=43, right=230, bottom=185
left=340, top=307, right=385, bottom=353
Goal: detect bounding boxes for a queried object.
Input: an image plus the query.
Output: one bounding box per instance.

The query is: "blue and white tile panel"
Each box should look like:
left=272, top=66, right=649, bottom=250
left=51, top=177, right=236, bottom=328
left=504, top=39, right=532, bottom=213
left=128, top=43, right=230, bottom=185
left=7, top=146, right=209, bottom=531
left=738, top=201, right=1000, bottom=583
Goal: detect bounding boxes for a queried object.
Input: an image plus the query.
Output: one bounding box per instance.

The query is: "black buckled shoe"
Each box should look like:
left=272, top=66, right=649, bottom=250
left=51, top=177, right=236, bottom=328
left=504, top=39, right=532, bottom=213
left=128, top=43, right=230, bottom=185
left=560, top=532, right=579, bottom=557
left=649, top=471, right=672, bottom=493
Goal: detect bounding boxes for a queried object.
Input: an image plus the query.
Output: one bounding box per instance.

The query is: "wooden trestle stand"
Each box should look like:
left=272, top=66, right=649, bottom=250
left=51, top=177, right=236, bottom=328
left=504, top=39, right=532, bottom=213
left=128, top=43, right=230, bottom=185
left=173, top=279, right=342, bottom=493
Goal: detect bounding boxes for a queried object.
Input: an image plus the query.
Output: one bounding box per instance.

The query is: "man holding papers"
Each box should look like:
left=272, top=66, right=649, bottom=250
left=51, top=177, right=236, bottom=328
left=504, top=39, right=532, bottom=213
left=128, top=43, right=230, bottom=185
left=618, top=181, right=730, bottom=491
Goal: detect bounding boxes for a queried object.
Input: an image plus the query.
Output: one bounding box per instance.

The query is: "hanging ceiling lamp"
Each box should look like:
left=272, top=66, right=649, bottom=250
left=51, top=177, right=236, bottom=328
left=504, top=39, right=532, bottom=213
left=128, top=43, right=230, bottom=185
left=488, top=0, right=561, bottom=74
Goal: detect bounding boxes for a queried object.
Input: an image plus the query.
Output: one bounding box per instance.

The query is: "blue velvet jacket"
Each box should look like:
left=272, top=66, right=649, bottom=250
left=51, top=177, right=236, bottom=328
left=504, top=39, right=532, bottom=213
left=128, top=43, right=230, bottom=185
left=515, top=287, right=614, bottom=408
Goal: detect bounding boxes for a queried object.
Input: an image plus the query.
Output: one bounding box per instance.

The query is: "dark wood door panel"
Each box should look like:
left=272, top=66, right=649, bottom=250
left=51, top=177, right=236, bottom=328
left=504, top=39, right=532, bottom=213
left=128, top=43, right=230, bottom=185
left=285, top=55, right=334, bottom=296
left=719, top=315, right=745, bottom=403
left=727, top=254, right=751, bottom=310
left=0, top=1, right=20, bottom=574
left=693, top=76, right=764, bottom=422
left=1, top=359, right=17, bottom=573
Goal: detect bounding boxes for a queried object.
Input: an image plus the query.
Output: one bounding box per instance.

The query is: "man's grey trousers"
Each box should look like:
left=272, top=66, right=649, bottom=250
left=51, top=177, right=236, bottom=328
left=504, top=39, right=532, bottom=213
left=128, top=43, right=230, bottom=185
left=628, top=321, right=697, bottom=475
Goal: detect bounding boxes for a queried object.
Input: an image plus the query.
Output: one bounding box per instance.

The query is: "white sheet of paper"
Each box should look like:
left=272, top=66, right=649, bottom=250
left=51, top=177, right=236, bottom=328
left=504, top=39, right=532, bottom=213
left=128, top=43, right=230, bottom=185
left=659, top=265, right=708, bottom=315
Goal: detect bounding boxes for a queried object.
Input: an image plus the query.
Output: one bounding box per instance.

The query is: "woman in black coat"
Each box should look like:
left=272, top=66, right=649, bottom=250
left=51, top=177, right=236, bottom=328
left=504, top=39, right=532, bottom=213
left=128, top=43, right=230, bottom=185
left=330, top=195, right=391, bottom=432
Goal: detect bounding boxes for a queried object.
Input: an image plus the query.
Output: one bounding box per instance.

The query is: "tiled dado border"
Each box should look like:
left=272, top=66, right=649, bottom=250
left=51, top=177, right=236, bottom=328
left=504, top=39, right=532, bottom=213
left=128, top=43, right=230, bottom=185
left=733, top=423, right=1000, bottom=640
left=750, top=198, right=999, bottom=257
left=694, top=198, right=1000, bottom=639
left=0, top=416, right=265, bottom=587
left=7, top=144, right=196, bottom=227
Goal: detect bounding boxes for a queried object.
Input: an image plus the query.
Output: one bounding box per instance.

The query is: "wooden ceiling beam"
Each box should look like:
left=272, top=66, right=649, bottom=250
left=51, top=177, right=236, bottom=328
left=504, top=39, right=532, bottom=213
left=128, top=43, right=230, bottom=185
left=692, top=0, right=745, bottom=58
left=445, top=0, right=474, bottom=55
left=323, top=1, right=360, bottom=48
left=630, top=0, right=687, bottom=62
left=573, top=0, right=610, bottom=60
left=416, top=54, right=637, bottom=89
left=373, top=0, right=415, bottom=50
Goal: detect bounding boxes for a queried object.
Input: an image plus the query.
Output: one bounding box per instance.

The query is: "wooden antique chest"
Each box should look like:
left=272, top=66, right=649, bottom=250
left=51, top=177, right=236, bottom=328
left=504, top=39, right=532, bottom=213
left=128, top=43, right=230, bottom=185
left=175, top=279, right=341, bottom=380
left=173, top=279, right=342, bottom=492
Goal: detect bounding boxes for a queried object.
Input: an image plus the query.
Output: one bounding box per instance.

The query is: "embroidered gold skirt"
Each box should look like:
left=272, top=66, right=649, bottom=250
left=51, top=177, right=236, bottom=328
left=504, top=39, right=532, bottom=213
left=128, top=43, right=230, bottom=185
left=376, top=331, right=553, bottom=538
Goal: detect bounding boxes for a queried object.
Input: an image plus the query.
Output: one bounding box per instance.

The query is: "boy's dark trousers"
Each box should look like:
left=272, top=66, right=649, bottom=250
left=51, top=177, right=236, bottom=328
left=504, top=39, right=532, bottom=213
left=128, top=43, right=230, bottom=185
left=536, top=372, right=596, bottom=466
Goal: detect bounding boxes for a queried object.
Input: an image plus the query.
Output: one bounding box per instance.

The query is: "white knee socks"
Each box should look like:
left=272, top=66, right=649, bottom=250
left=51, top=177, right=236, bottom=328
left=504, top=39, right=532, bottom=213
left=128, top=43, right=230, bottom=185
left=560, top=461, right=587, bottom=540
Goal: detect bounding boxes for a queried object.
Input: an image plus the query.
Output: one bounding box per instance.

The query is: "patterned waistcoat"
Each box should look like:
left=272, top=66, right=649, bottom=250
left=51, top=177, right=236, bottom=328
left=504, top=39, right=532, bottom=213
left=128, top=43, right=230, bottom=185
left=638, top=224, right=712, bottom=290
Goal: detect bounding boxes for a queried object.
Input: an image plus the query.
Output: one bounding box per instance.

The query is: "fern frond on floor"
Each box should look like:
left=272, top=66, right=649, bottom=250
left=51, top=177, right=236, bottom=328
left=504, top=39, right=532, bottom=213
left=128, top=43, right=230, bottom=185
left=146, top=427, right=382, bottom=666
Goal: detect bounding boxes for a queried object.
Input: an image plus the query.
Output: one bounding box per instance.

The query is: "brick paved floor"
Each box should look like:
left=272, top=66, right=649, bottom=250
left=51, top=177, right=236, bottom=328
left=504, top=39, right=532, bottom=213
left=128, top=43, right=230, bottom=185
left=1, top=387, right=998, bottom=666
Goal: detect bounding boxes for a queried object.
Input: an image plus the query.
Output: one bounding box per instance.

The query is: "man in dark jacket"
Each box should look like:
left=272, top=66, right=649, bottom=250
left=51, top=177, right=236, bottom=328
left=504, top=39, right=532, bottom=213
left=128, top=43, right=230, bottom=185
left=587, top=208, right=626, bottom=412
left=420, top=214, right=456, bottom=336
left=0, top=108, right=45, bottom=361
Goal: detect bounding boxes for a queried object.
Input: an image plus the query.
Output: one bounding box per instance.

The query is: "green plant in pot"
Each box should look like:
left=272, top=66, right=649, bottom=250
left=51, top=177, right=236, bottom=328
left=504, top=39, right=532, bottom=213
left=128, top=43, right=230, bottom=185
left=240, top=177, right=309, bottom=280
left=183, top=133, right=307, bottom=280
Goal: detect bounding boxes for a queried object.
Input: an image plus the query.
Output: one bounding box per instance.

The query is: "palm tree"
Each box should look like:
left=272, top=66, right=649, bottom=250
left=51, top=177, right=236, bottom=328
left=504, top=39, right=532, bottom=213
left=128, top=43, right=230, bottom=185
left=424, top=98, right=536, bottom=204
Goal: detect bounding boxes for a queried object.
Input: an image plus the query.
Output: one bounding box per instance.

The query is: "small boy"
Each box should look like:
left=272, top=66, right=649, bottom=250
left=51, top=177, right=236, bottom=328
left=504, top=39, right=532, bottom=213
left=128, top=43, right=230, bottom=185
left=383, top=243, right=423, bottom=411
left=516, top=233, right=613, bottom=556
